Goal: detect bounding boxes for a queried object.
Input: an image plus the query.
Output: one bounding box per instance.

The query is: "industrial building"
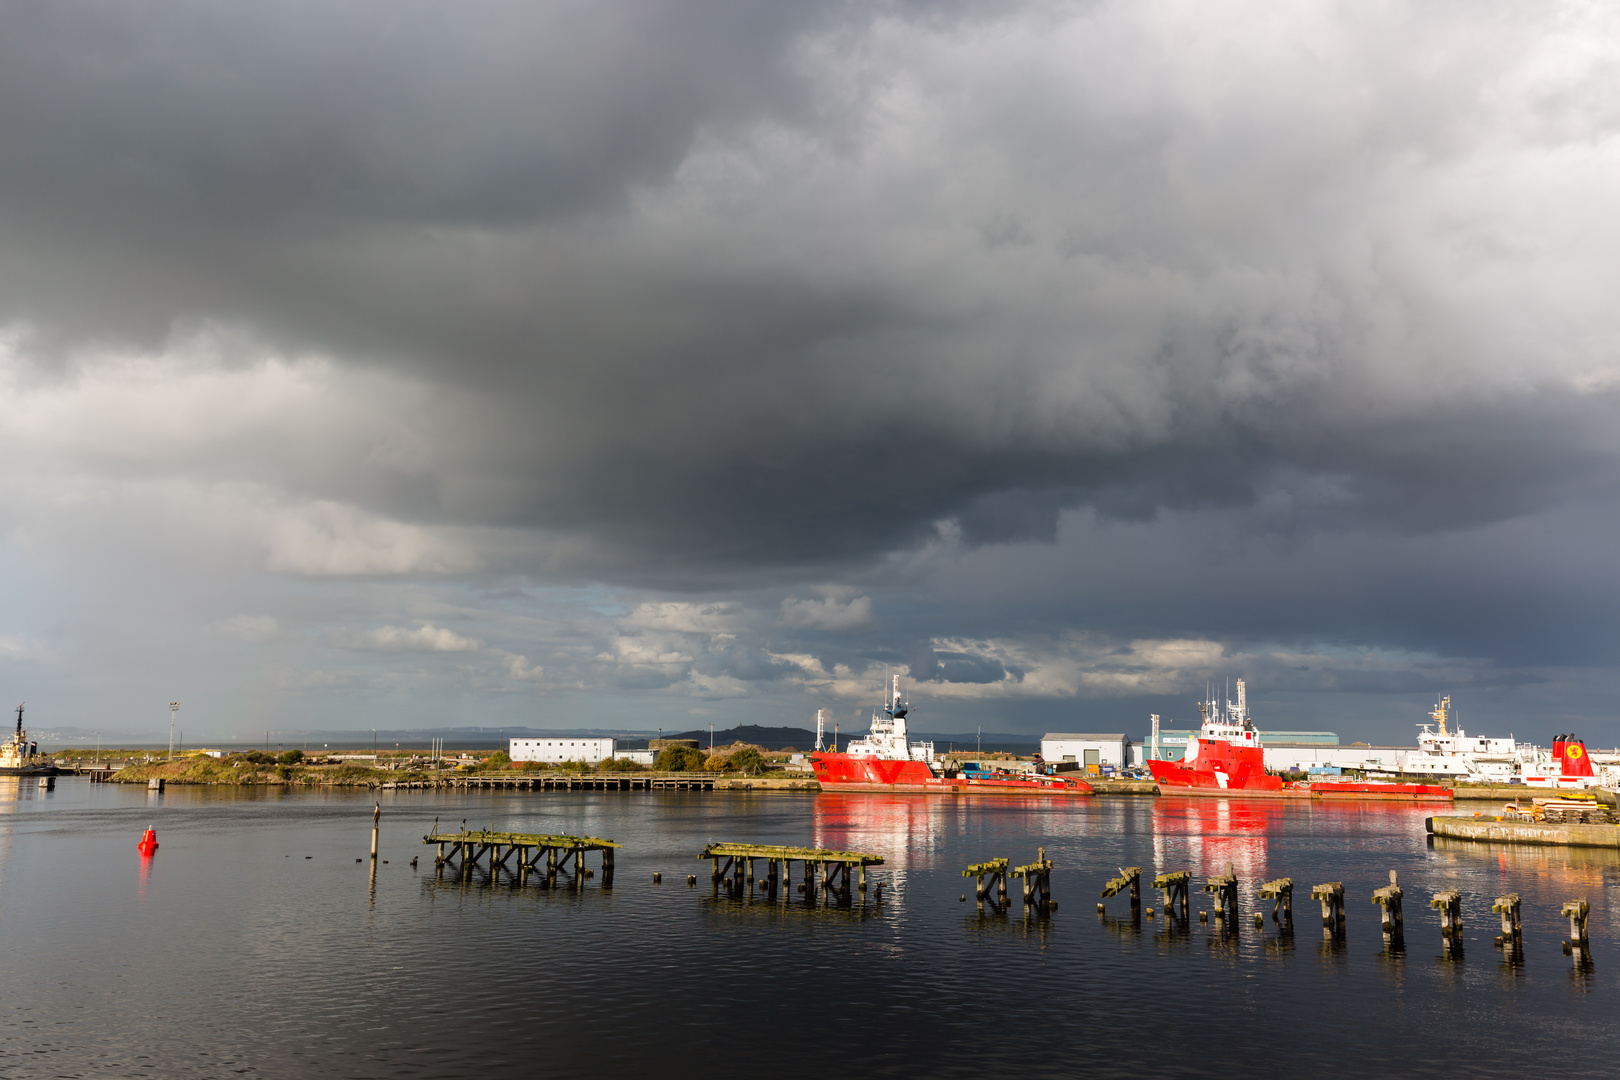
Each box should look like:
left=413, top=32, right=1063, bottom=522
left=1040, top=734, right=1133, bottom=769
left=509, top=737, right=615, bottom=764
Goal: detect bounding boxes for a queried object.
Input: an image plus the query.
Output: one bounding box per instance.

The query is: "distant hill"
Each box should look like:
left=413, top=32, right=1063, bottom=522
left=656, top=724, right=1038, bottom=752
left=665, top=725, right=817, bottom=750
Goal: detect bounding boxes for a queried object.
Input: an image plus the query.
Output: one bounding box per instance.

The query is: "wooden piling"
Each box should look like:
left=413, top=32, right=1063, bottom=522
left=1430, top=889, right=1462, bottom=948
left=1259, top=878, right=1293, bottom=926
left=1561, top=897, right=1590, bottom=952
left=1312, top=881, right=1345, bottom=932
left=1011, top=847, right=1053, bottom=916
left=1100, top=867, right=1143, bottom=911
left=370, top=803, right=380, bottom=862
left=1492, top=893, right=1521, bottom=947
left=1204, top=862, right=1238, bottom=925
left=1153, top=871, right=1191, bottom=920
left=1371, top=871, right=1403, bottom=941
left=964, top=858, right=1010, bottom=910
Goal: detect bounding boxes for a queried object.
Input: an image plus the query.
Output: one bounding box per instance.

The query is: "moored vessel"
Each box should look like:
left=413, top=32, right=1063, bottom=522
left=1397, top=697, right=1608, bottom=789
left=1, top=704, right=59, bottom=777
left=1147, top=681, right=1451, bottom=801
left=810, top=677, right=1092, bottom=796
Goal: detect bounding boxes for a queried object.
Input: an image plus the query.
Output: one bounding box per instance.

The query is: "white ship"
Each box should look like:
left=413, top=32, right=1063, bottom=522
left=1389, top=697, right=1609, bottom=789
left=0, top=704, right=56, bottom=777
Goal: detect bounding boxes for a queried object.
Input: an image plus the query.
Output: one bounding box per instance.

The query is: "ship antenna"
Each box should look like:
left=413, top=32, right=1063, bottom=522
left=14, top=702, right=21, bottom=736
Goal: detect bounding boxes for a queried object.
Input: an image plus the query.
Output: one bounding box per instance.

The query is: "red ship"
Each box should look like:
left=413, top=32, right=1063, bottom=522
left=1147, top=680, right=1451, bottom=802
left=810, top=677, right=1092, bottom=796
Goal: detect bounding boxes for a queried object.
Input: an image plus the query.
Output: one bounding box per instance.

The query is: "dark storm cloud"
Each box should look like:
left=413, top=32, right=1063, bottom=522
left=3, top=0, right=1619, bottom=587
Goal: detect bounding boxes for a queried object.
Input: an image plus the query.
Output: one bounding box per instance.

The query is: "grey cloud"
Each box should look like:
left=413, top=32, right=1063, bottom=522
left=5, top=1, right=1618, bottom=585
left=6, top=2, right=1620, bottom=742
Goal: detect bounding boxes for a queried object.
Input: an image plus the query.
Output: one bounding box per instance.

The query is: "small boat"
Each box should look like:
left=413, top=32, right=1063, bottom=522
left=0, top=704, right=59, bottom=777
left=811, top=677, right=1092, bottom=796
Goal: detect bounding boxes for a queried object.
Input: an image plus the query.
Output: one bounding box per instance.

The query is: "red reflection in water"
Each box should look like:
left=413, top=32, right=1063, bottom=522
left=137, top=852, right=153, bottom=900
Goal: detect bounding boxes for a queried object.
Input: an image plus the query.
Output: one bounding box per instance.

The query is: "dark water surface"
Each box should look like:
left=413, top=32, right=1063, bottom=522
left=2, top=780, right=1617, bottom=1078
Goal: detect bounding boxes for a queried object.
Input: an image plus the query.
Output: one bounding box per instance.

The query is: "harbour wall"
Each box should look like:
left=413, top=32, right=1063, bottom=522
left=1427, top=815, right=1620, bottom=848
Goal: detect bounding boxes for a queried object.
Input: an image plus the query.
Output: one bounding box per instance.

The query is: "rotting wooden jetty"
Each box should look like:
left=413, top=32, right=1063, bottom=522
left=1371, top=870, right=1404, bottom=944
left=964, top=858, right=1010, bottom=909
left=424, top=826, right=620, bottom=887
left=1258, top=878, right=1293, bottom=928
left=386, top=772, right=716, bottom=792
left=1562, top=897, right=1591, bottom=960
left=1430, top=889, right=1463, bottom=951
left=1011, top=848, right=1053, bottom=916
left=1204, top=862, right=1239, bottom=926
left=698, top=843, right=883, bottom=905
left=1153, top=871, right=1191, bottom=921
left=1312, top=881, right=1345, bottom=934
left=1099, top=866, right=1143, bottom=914
left=1492, top=893, right=1522, bottom=949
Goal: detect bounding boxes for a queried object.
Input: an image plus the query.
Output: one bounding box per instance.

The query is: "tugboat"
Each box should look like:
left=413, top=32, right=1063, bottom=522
left=1147, top=681, right=1450, bottom=801
left=810, top=676, right=1092, bottom=796
left=0, top=704, right=58, bottom=777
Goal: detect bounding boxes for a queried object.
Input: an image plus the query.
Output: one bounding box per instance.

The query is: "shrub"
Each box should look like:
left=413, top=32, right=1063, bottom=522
left=727, top=747, right=767, bottom=776
left=484, top=750, right=511, bottom=769
left=243, top=750, right=276, bottom=765
left=655, top=746, right=707, bottom=772
left=598, top=756, right=644, bottom=772
left=278, top=749, right=304, bottom=765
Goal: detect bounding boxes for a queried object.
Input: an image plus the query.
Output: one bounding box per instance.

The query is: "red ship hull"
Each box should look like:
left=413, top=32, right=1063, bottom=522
left=1149, top=740, right=1451, bottom=801
left=810, top=752, right=1093, bottom=796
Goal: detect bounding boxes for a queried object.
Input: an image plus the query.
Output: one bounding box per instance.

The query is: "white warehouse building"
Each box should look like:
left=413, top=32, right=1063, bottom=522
left=1041, top=734, right=1134, bottom=769
left=510, top=737, right=615, bottom=764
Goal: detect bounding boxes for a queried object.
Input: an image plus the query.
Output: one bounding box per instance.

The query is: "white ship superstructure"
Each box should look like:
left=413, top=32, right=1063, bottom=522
left=1385, top=697, right=1612, bottom=788
left=841, top=675, right=937, bottom=764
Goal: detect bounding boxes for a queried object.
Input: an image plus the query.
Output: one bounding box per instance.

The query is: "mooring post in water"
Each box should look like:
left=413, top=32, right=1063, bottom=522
left=1561, top=898, right=1591, bottom=958
left=1204, top=863, right=1239, bottom=927
left=370, top=803, right=380, bottom=862
left=1430, top=889, right=1463, bottom=950
left=1492, top=893, right=1522, bottom=948
left=1259, top=878, right=1293, bottom=928
left=1372, top=871, right=1403, bottom=942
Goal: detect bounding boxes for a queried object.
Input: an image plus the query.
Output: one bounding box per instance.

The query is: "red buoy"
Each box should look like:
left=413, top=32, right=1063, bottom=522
left=137, top=828, right=158, bottom=855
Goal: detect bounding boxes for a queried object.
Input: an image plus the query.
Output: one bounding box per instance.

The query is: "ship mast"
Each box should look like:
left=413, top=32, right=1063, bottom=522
left=14, top=702, right=21, bottom=737
left=1430, top=696, right=1450, bottom=737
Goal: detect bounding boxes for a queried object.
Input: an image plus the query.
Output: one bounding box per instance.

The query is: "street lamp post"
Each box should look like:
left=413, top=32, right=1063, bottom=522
left=168, top=702, right=180, bottom=760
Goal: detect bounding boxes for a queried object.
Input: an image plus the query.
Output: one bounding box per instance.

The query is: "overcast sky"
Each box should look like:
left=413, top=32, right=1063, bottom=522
left=5, top=1, right=1620, bottom=744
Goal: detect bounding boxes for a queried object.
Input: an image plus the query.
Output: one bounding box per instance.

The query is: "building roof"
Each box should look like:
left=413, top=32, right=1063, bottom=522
left=1041, top=733, right=1128, bottom=741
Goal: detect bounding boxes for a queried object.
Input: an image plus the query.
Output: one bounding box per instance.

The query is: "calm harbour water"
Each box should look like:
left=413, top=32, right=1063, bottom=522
left=2, top=780, right=1617, bottom=1079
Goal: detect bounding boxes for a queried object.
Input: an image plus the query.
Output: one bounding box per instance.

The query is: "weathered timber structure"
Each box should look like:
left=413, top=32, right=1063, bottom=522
left=1154, top=871, right=1191, bottom=921
left=1204, top=862, right=1238, bottom=926
left=698, top=843, right=883, bottom=905
left=1492, top=893, right=1522, bottom=949
left=425, top=827, right=620, bottom=887
left=1100, top=866, right=1143, bottom=912
left=964, top=858, right=1010, bottom=910
left=386, top=772, right=718, bottom=792
left=1312, top=881, right=1345, bottom=934
left=1430, top=889, right=1463, bottom=951
left=1258, top=878, right=1293, bottom=926
left=1371, top=871, right=1404, bottom=943
left=1011, top=848, right=1053, bottom=916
